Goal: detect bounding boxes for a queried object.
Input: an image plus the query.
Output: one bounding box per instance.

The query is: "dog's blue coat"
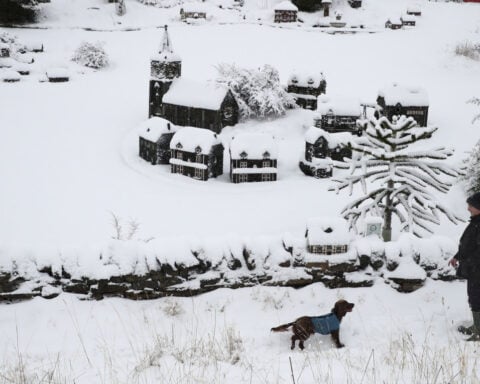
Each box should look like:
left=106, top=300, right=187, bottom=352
left=311, top=313, right=340, bottom=335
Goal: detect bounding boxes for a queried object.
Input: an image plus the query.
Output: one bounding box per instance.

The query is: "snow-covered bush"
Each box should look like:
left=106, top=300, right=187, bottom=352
left=463, top=138, right=480, bottom=194
left=137, top=0, right=181, bottom=8
left=116, top=0, right=126, bottom=16
left=71, top=41, right=109, bottom=69
left=454, top=41, right=480, bottom=60
left=215, top=63, right=296, bottom=120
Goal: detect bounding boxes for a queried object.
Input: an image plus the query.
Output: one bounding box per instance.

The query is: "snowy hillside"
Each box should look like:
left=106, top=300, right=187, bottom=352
left=1, top=0, right=480, bottom=381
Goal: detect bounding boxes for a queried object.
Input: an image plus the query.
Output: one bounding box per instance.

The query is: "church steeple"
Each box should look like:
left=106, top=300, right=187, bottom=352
left=149, top=25, right=182, bottom=117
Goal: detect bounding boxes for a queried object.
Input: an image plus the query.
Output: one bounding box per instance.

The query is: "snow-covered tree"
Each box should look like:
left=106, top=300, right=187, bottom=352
left=71, top=41, right=109, bottom=69
left=469, top=97, right=480, bottom=124
left=329, top=115, right=464, bottom=241
left=215, top=63, right=296, bottom=120
left=464, top=139, right=480, bottom=194
left=116, top=0, right=126, bottom=16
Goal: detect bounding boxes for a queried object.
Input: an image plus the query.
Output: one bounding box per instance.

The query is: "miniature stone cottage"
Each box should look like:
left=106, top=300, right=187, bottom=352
left=0, top=43, right=10, bottom=58
left=149, top=26, right=239, bottom=133
left=406, top=5, right=421, bottom=16
left=180, top=2, right=207, bottom=21
left=287, top=73, right=327, bottom=110
left=348, top=0, right=362, bottom=8
left=138, top=117, right=178, bottom=165
left=230, top=133, right=278, bottom=183
left=400, top=14, right=416, bottom=26
left=274, top=1, right=298, bottom=23
left=305, top=217, right=352, bottom=255
left=314, top=96, right=363, bottom=135
left=169, top=127, right=224, bottom=181
left=376, top=83, right=429, bottom=126
left=299, top=127, right=356, bottom=178
left=385, top=17, right=402, bottom=30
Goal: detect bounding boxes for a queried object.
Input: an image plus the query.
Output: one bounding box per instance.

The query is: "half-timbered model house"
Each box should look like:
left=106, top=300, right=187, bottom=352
left=229, top=133, right=278, bottom=183
left=406, top=5, right=421, bottom=16
left=138, top=117, right=178, bottom=165
left=274, top=1, right=298, bottom=23
left=385, top=17, right=402, bottom=29
left=305, top=217, right=352, bottom=255
left=287, top=73, right=327, bottom=110
left=314, top=96, right=363, bottom=135
left=180, top=2, right=207, bottom=21
left=169, top=127, right=224, bottom=181
left=149, top=26, right=239, bottom=134
left=299, top=127, right=362, bottom=178
left=376, top=83, right=429, bottom=126
left=401, top=14, right=416, bottom=26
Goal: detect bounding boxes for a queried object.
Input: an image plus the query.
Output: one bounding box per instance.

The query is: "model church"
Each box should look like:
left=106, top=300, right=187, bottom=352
left=148, top=26, right=239, bottom=134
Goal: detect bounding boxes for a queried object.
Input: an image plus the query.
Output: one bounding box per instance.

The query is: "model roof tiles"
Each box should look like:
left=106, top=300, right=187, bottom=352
left=305, top=127, right=355, bottom=146
left=317, top=96, right=361, bottom=116
left=378, top=83, right=429, bottom=107
left=170, top=126, right=222, bottom=154
left=230, top=133, right=278, bottom=160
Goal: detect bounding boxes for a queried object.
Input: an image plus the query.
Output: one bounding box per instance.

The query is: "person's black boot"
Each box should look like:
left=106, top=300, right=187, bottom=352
left=466, top=311, right=480, bottom=342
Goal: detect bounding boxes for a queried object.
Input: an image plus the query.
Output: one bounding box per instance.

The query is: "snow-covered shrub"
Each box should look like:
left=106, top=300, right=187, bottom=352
left=116, top=0, right=126, bottom=16
left=463, top=137, right=480, bottom=194
left=215, top=63, right=296, bottom=120
left=72, top=41, right=109, bottom=69
left=454, top=41, right=480, bottom=60
left=137, top=0, right=181, bottom=8
left=162, top=299, right=184, bottom=317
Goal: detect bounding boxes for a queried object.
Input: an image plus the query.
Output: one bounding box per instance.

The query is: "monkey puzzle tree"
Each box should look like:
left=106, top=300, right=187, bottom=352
left=329, top=115, right=463, bottom=241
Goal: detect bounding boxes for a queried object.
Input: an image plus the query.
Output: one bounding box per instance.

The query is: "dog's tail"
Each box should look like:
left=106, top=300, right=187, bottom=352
left=271, top=322, right=295, bottom=332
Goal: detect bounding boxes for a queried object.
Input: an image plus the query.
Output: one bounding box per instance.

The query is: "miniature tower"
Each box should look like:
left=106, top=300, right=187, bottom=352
left=149, top=25, right=182, bottom=117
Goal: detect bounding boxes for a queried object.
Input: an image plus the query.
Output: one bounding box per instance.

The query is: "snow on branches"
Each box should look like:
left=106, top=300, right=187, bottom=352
left=71, top=41, right=109, bottom=69
left=329, top=115, right=464, bottom=240
left=463, top=138, right=480, bottom=195
left=215, top=63, right=296, bottom=120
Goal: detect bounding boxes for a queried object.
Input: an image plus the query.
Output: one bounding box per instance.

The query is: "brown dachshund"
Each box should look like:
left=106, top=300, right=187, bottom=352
left=271, top=299, right=354, bottom=349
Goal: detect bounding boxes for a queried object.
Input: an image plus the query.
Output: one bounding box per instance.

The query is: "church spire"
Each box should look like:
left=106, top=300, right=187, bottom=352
left=160, top=25, right=173, bottom=54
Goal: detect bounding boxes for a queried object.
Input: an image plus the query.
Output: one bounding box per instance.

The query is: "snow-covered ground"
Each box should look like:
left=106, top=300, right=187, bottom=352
left=1, top=0, right=480, bottom=381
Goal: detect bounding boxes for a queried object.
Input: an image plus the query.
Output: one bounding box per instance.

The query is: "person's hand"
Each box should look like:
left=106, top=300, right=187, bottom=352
left=448, top=258, right=458, bottom=267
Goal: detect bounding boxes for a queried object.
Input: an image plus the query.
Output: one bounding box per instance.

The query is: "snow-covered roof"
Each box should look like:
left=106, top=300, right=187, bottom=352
left=163, top=78, right=230, bottom=110
left=322, top=0, right=332, bottom=3
left=378, top=83, right=429, bottom=107
left=138, top=117, right=177, bottom=142
left=401, top=14, right=416, bottom=22
left=305, top=126, right=356, bottom=147
left=386, top=17, right=402, bottom=25
left=407, top=5, right=421, bottom=13
left=152, top=25, right=181, bottom=62
left=170, top=127, right=222, bottom=154
left=230, top=133, right=278, bottom=160
left=181, top=2, right=209, bottom=12
left=1, top=69, right=20, bottom=81
left=0, top=43, right=9, bottom=49
left=306, top=217, right=352, bottom=246
left=317, top=95, right=361, bottom=116
left=288, top=73, right=325, bottom=87
left=46, top=68, right=69, bottom=78
left=274, top=1, right=298, bottom=11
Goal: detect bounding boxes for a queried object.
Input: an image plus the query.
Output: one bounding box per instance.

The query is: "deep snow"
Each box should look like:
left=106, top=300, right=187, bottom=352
left=1, top=0, right=480, bottom=381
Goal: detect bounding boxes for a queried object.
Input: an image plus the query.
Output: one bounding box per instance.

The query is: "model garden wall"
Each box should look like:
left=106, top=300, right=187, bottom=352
left=0, top=233, right=458, bottom=303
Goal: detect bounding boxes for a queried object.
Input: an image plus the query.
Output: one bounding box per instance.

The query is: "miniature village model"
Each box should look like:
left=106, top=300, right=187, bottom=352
left=230, top=133, right=278, bottom=183
left=314, top=96, right=363, bottom=135
left=287, top=73, right=327, bottom=110
left=169, top=127, right=224, bottom=181
left=149, top=26, right=239, bottom=134
left=138, top=117, right=178, bottom=165
left=376, top=83, right=429, bottom=127
left=274, top=1, right=298, bottom=23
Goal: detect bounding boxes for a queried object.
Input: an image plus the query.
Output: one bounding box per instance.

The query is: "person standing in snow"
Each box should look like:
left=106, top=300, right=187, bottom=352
left=449, top=192, right=480, bottom=341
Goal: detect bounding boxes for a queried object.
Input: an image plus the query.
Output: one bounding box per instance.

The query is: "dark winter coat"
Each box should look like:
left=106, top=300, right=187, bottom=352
left=455, top=214, right=480, bottom=280
left=311, top=313, right=340, bottom=335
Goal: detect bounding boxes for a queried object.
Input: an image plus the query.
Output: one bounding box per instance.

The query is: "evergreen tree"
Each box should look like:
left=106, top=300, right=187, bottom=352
left=329, top=115, right=463, bottom=241
left=0, top=0, right=37, bottom=25
left=116, top=0, right=126, bottom=16
left=469, top=97, right=480, bottom=124
left=464, top=139, right=480, bottom=194
left=292, top=0, right=321, bottom=12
